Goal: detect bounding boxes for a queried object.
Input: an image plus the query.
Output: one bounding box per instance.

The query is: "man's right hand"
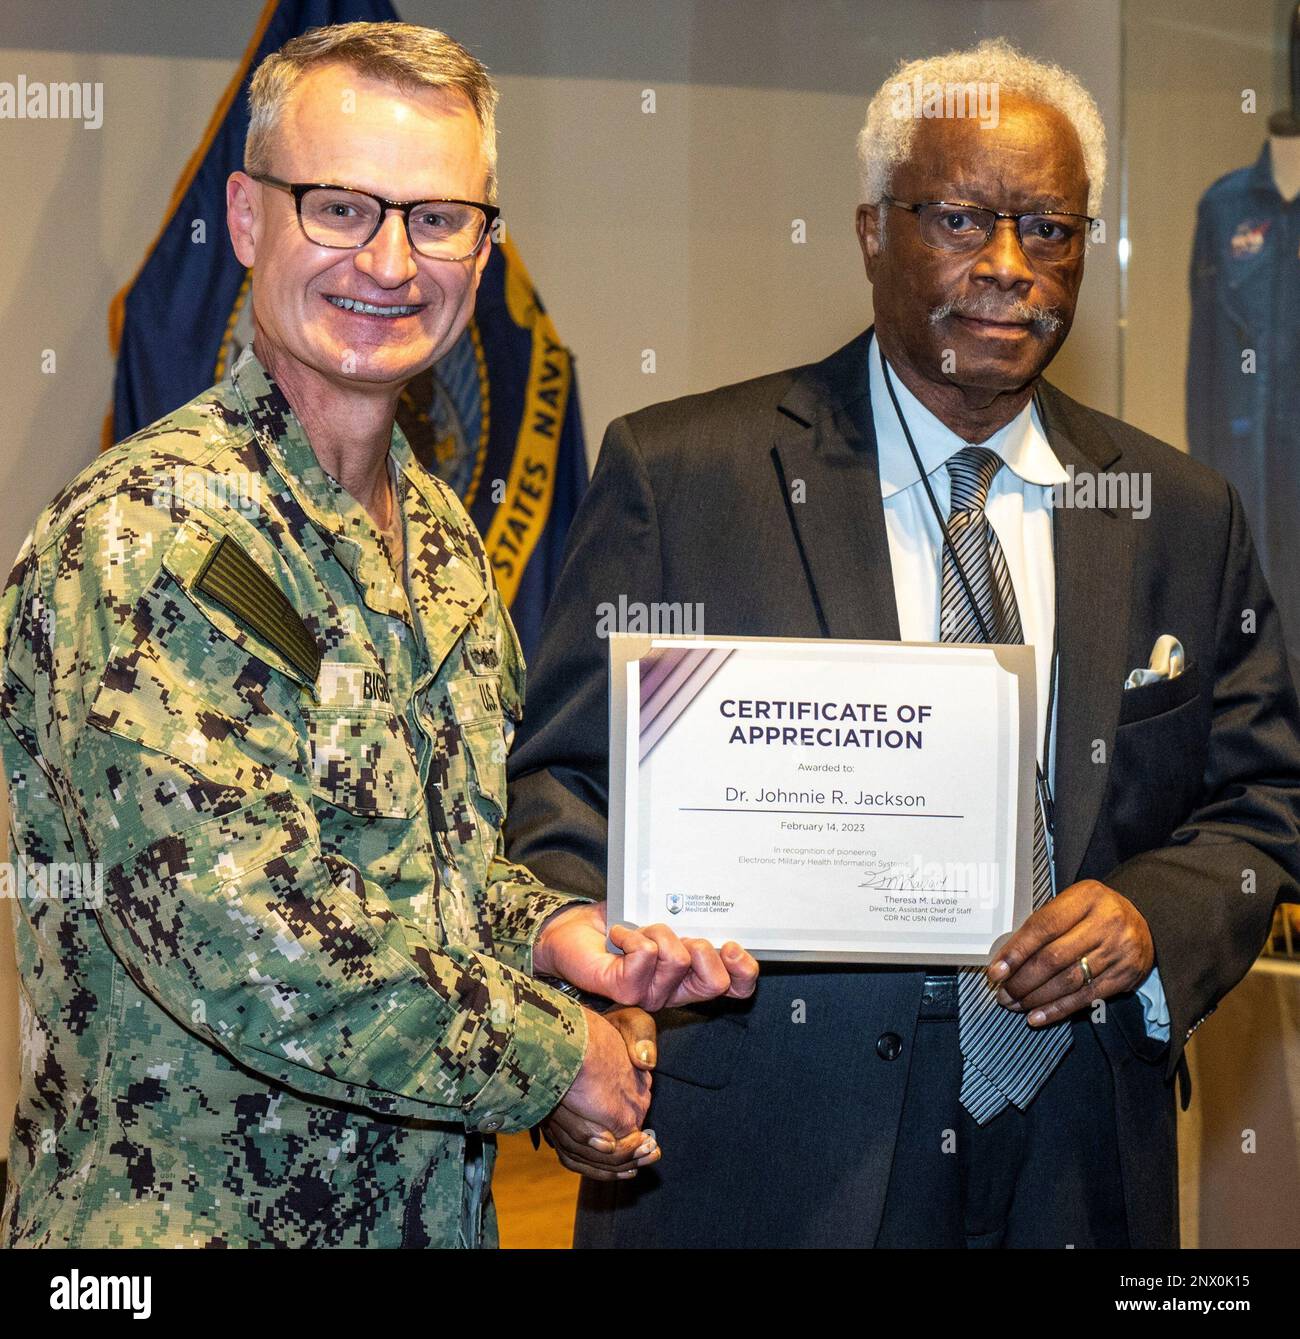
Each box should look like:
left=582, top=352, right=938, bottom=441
left=544, top=1008, right=660, bottom=1180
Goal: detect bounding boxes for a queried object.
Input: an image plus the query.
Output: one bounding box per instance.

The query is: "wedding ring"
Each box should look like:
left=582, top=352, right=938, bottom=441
left=1079, top=955, right=1093, bottom=986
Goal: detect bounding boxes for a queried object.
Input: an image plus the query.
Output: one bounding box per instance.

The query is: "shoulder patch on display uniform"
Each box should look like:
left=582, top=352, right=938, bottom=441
left=193, top=534, right=321, bottom=683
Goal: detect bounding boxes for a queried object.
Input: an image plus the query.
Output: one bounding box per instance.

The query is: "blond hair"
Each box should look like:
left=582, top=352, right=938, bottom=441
left=245, top=21, right=500, bottom=200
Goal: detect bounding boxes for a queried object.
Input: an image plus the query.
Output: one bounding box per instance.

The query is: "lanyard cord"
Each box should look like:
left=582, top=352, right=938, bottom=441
left=880, top=355, right=995, bottom=644
left=877, top=351, right=1057, bottom=835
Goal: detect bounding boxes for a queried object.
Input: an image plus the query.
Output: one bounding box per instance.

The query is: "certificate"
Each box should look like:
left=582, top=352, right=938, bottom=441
left=606, top=634, right=1037, bottom=965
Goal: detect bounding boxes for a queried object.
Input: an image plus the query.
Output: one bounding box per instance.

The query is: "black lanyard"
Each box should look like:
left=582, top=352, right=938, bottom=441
left=879, top=353, right=1058, bottom=837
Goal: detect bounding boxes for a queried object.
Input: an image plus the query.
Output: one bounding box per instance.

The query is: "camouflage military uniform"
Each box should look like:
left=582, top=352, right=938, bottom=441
left=0, top=348, right=590, bottom=1247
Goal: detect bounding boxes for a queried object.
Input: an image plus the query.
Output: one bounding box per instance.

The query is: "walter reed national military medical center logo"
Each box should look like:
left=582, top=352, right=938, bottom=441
left=665, top=891, right=737, bottom=916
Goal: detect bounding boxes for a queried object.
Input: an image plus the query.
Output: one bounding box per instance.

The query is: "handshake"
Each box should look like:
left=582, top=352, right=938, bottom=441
left=531, top=901, right=759, bottom=1180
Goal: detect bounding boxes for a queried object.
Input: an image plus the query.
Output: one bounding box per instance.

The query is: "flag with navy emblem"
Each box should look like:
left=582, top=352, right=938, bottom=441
left=396, top=238, right=587, bottom=658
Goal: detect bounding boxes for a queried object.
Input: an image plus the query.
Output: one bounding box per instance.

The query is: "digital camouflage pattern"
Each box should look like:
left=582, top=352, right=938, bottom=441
left=0, top=348, right=590, bottom=1247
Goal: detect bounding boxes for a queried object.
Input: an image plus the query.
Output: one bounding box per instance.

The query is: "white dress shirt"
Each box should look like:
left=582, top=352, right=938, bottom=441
left=867, top=332, right=1169, bottom=1040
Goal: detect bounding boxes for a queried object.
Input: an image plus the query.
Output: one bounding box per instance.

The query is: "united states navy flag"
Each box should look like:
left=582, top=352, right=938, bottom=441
left=108, top=0, right=587, bottom=658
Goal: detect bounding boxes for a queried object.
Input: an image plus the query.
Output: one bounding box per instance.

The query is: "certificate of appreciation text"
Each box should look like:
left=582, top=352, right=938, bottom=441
left=606, top=634, right=1037, bottom=964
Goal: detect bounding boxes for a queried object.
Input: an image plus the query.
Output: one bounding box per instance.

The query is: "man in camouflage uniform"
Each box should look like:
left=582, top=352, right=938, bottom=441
left=0, top=23, right=756, bottom=1248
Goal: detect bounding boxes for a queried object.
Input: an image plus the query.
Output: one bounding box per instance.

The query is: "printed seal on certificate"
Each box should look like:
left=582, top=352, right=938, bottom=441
left=606, top=633, right=1038, bottom=965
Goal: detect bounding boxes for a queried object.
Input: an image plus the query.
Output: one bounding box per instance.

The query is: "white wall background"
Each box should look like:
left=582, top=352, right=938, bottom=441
left=8, top=0, right=1295, bottom=1251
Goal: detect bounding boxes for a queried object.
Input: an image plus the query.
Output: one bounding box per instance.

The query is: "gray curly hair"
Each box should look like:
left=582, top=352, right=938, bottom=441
left=856, top=37, right=1106, bottom=218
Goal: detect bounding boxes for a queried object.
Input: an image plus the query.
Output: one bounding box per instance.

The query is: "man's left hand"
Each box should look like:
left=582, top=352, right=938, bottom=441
left=534, top=901, right=759, bottom=1011
left=989, top=879, right=1154, bottom=1026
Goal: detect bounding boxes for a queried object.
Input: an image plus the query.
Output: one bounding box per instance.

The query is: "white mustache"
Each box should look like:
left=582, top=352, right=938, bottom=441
left=930, top=297, right=1063, bottom=332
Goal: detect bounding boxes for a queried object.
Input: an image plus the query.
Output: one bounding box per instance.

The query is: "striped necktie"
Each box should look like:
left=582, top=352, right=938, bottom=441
left=940, top=445, right=1072, bottom=1124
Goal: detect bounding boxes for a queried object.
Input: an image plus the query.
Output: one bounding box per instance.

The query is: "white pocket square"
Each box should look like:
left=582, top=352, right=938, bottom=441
left=1124, top=634, right=1185, bottom=689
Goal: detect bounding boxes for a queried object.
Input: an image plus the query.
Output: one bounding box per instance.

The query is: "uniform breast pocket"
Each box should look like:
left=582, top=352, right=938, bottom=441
left=302, top=705, right=421, bottom=819
left=446, top=673, right=508, bottom=828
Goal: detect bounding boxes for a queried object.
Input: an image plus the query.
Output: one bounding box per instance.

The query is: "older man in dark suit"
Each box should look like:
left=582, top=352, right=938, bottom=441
left=506, top=38, right=1300, bottom=1247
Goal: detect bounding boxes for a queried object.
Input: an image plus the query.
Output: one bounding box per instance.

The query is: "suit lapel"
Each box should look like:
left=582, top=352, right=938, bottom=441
left=771, top=343, right=1139, bottom=892
left=770, top=329, right=901, bottom=642
left=1036, top=381, right=1136, bottom=888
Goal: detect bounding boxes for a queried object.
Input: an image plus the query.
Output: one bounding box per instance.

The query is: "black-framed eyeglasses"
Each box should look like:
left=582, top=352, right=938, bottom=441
left=881, top=196, right=1094, bottom=262
left=254, top=174, right=499, bottom=261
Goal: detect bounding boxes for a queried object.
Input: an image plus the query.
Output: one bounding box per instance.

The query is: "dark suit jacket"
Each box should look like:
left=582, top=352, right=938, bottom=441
left=505, top=327, right=1300, bottom=1248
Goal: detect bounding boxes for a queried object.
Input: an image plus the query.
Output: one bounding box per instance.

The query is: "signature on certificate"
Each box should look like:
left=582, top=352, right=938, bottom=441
left=859, top=868, right=955, bottom=892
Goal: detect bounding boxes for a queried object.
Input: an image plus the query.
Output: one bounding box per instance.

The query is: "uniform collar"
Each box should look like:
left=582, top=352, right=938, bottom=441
left=230, top=343, right=440, bottom=530
left=228, top=344, right=487, bottom=655
left=230, top=344, right=357, bottom=535
left=868, top=330, right=1068, bottom=499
